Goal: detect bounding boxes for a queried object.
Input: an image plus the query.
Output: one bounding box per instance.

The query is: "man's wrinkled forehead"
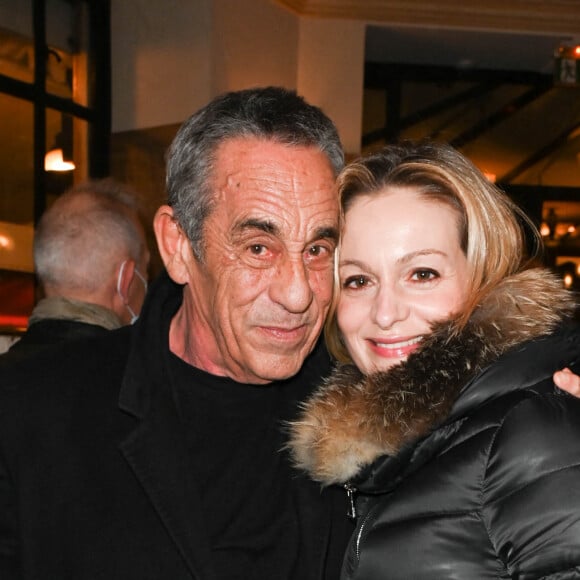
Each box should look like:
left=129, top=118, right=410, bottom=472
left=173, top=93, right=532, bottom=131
left=211, top=136, right=338, bottom=202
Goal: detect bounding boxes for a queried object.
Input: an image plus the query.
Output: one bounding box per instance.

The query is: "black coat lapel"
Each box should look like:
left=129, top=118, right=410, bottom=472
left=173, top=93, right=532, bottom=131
left=117, top=273, right=213, bottom=578
left=120, top=383, right=215, bottom=580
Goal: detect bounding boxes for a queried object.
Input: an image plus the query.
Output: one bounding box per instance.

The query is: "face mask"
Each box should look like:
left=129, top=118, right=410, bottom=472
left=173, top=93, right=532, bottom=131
left=117, top=260, right=148, bottom=324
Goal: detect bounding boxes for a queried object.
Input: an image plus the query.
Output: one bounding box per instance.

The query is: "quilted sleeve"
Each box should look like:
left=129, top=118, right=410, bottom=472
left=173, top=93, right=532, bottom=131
left=483, top=392, right=580, bottom=579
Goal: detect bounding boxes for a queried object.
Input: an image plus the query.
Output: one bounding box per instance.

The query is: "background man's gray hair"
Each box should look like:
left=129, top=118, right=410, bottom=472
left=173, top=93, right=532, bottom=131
left=34, top=178, right=145, bottom=293
left=165, top=86, right=345, bottom=261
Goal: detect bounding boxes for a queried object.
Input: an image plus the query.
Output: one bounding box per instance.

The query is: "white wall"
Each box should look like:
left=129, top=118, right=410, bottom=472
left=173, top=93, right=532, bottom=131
left=111, top=0, right=212, bottom=132
left=110, top=0, right=366, bottom=155
left=297, top=18, right=365, bottom=156
left=211, top=0, right=298, bottom=95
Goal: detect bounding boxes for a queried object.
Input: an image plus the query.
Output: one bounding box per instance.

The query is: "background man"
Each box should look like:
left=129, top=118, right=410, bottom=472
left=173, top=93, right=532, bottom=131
left=0, top=87, right=351, bottom=580
left=4, top=178, right=149, bottom=361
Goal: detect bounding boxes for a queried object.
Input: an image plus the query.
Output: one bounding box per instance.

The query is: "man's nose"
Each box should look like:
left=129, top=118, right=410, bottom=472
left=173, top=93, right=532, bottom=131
left=270, top=257, right=313, bottom=313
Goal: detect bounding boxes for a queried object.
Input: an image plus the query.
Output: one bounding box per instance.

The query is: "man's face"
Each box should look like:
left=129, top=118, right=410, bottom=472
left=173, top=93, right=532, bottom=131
left=180, top=137, right=339, bottom=384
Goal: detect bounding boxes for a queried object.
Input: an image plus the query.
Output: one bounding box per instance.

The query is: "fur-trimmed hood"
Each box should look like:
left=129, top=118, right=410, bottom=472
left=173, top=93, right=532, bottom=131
left=288, top=269, right=577, bottom=487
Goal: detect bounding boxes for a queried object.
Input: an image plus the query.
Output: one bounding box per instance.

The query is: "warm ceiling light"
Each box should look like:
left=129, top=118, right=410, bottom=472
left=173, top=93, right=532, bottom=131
left=44, top=148, right=75, bottom=172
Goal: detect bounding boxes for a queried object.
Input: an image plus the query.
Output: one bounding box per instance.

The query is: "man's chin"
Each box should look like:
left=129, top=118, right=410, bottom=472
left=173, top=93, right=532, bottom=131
left=244, top=353, right=306, bottom=384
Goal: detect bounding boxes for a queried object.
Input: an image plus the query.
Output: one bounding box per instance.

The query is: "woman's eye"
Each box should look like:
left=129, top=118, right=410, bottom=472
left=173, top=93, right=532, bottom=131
left=343, top=275, right=368, bottom=289
left=411, top=269, right=438, bottom=282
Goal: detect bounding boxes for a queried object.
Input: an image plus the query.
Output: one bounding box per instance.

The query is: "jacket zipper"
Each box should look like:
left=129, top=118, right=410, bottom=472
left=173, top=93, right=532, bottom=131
left=355, top=507, right=374, bottom=561
left=344, top=483, right=377, bottom=563
left=344, top=483, right=357, bottom=519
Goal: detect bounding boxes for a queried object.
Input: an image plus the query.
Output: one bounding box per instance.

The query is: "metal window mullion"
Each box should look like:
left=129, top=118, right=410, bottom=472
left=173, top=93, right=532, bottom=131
left=33, top=0, right=47, bottom=224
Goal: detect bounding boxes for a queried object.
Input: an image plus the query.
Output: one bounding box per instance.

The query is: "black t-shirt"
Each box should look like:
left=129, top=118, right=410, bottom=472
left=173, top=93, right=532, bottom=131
left=168, top=352, right=315, bottom=580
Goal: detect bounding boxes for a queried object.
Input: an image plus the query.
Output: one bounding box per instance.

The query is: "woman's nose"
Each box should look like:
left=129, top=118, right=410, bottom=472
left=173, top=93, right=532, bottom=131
left=371, top=284, right=408, bottom=329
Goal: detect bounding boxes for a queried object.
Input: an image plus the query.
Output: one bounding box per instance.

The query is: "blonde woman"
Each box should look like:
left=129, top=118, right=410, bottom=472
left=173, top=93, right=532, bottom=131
left=290, top=141, right=580, bottom=579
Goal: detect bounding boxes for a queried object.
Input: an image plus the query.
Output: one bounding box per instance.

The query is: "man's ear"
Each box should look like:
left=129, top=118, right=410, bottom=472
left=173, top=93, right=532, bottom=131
left=153, top=205, right=192, bottom=284
left=116, top=259, right=135, bottom=304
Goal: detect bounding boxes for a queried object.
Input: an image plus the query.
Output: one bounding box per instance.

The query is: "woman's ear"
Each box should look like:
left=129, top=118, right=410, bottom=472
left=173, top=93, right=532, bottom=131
left=153, top=205, right=192, bottom=284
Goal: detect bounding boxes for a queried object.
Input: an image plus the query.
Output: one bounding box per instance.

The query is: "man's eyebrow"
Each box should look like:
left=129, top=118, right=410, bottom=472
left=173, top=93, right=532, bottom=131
left=314, top=226, right=339, bottom=242
left=234, top=220, right=338, bottom=243
left=235, top=218, right=278, bottom=235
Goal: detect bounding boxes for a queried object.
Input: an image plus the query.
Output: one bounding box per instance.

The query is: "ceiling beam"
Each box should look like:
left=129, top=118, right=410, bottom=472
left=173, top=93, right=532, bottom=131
left=361, top=81, right=500, bottom=147
left=499, top=121, right=580, bottom=183
left=450, top=83, right=552, bottom=148
left=273, top=0, right=580, bottom=36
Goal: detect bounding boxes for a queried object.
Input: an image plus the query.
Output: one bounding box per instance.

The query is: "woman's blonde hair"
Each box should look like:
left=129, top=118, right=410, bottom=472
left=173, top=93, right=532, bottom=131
left=325, top=140, right=542, bottom=362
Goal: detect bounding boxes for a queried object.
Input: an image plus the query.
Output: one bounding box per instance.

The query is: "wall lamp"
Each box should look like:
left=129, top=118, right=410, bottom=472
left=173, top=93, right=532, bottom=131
left=45, top=114, right=75, bottom=172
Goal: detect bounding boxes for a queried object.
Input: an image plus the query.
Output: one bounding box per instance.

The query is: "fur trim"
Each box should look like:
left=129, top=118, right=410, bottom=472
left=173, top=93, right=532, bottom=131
left=288, top=269, right=576, bottom=486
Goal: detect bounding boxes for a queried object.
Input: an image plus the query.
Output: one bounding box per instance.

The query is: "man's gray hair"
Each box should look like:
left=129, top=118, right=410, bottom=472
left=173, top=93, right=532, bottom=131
left=165, top=86, right=345, bottom=260
left=34, top=178, right=144, bottom=293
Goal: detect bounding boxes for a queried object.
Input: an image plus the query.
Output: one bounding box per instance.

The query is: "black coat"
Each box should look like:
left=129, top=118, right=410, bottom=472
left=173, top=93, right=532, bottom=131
left=2, top=296, right=122, bottom=365
left=290, top=269, right=580, bottom=579
left=3, top=318, right=111, bottom=363
left=0, top=272, right=351, bottom=580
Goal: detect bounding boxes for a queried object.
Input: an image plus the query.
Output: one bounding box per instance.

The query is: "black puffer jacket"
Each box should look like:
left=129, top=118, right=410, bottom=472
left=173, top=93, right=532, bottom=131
left=289, top=269, right=580, bottom=579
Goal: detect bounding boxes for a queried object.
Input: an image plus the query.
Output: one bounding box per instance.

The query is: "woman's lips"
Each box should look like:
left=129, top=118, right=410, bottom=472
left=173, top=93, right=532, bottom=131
left=368, top=335, right=423, bottom=359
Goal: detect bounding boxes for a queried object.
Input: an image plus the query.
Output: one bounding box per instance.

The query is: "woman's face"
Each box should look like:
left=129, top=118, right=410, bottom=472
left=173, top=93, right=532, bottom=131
left=337, top=186, right=469, bottom=374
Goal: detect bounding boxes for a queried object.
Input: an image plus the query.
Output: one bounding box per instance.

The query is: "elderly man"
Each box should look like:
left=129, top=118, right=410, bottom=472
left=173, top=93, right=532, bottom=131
left=0, top=87, right=351, bottom=580
left=4, top=179, right=149, bottom=362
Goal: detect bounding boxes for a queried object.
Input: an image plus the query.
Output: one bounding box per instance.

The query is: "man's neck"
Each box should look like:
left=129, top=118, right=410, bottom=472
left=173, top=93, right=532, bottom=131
left=168, top=301, right=271, bottom=386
